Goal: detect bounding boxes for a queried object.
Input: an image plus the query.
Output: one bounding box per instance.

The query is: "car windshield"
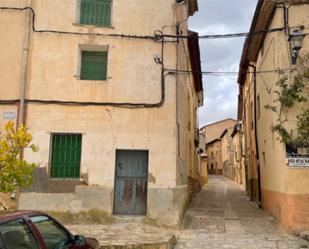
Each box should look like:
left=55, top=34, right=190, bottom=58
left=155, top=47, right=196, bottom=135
left=0, top=219, right=39, bottom=249
left=31, top=216, right=71, bottom=249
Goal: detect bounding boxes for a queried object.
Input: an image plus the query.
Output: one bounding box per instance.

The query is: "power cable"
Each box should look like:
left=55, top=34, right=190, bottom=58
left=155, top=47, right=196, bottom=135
left=164, top=68, right=295, bottom=75
left=163, top=27, right=286, bottom=39
left=0, top=8, right=171, bottom=108
left=1, top=7, right=307, bottom=40
left=0, top=7, right=155, bottom=40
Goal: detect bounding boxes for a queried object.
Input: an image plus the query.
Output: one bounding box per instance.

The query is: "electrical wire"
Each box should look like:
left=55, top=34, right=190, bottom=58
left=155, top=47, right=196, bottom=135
left=0, top=7, right=156, bottom=40
left=1, top=7, right=306, bottom=40
left=0, top=7, right=171, bottom=108
left=163, top=27, right=286, bottom=39
left=164, top=68, right=295, bottom=75
left=0, top=6, right=306, bottom=107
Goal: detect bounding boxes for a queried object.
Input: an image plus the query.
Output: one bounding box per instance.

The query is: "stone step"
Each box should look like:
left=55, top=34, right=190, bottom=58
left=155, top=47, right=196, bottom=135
left=112, top=215, right=145, bottom=224
left=100, top=235, right=176, bottom=249
left=67, top=224, right=177, bottom=249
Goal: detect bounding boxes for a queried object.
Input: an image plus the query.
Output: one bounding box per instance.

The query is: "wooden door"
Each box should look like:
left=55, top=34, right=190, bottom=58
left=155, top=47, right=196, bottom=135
left=114, top=150, right=148, bottom=215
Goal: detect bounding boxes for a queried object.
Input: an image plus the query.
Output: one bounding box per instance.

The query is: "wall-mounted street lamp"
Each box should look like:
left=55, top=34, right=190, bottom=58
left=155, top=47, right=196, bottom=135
left=288, top=29, right=305, bottom=65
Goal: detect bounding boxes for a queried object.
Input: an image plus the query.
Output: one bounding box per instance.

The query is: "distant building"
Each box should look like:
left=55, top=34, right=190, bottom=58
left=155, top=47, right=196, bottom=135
left=206, top=139, right=222, bottom=175
left=230, top=123, right=245, bottom=187
left=0, top=0, right=203, bottom=226
left=198, top=132, right=208, bottom=187
left=200, top=118, right=237, bottom=175
left=220, top=127, right=234, bottom=179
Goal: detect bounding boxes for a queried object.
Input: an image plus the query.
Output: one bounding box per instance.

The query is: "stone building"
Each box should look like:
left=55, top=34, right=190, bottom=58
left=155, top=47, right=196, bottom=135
left=230, top=123, right=245, bottom=187
left=220, top=127, right=234, bottom=179
left=0, top=0, right=203, bottom=226
left=206, top=139, right=222, bottom=175
left=200, top=118, right=237, bottom=175
left=198, top=132, right=208, bottom=187
left=238, top=0, right=309, bottom=232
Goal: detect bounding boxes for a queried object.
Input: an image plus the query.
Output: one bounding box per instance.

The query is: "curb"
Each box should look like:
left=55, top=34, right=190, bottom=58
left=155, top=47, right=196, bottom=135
left=100, top=234, right=176, bottom=249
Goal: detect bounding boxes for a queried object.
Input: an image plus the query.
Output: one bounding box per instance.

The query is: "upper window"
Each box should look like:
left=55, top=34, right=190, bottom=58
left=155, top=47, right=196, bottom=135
left=80, top=0, right=112, bottom=26
left=81, top=51, right=108, bottom=80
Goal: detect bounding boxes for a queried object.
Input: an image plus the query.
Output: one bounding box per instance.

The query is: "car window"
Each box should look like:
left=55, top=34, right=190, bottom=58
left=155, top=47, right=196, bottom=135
left=0, top=219, right=39, bottom=249
left=30, top=216, right=71, bottom=249
left=0, top=233, right=6, bottom=249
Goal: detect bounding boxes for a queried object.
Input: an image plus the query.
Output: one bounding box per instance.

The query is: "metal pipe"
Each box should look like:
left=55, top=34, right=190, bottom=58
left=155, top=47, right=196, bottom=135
left=18, top=4, right=31, bottom=126
left=248, top=63, right=262, bottom=207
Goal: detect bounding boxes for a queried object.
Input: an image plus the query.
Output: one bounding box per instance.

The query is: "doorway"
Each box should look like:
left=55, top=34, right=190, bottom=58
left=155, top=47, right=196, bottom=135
left=113, top=150, right=149, bottom=215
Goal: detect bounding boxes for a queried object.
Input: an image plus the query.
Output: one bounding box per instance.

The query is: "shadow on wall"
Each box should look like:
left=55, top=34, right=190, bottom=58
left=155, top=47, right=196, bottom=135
left=22, top=167, right=86, bottom=193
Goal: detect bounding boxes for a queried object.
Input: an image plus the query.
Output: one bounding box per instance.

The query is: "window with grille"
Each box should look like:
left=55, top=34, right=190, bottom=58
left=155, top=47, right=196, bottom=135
left=50, top=134, right=82, bottom=179
left=80, top=0, right=112, bottom=26
left=80, top=51, right=108, bottom=80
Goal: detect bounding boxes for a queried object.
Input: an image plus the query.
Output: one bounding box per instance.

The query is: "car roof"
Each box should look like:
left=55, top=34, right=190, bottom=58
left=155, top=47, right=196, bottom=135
left=0, top=210, right=46, bottom=223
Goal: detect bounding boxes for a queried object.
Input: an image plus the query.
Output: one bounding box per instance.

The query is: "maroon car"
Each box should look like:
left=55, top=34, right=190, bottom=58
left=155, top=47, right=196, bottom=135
left=0, top=211, right=100, bottom=249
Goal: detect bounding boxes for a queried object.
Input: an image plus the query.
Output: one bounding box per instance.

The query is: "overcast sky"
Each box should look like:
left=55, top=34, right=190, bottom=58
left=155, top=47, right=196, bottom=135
left=189, top=0, right=258, bottom=127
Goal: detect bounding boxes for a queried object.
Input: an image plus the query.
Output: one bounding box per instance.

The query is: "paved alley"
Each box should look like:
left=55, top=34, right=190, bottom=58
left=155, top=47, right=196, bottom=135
left=175, top=175, right=309, bottom=249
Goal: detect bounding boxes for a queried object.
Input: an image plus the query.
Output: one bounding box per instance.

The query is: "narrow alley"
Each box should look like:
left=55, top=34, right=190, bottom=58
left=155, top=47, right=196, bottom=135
left=175, top=176, right=309, bottom=249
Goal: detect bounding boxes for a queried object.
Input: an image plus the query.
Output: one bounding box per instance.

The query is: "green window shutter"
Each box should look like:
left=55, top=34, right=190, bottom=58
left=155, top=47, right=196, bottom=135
left=80, top=0, right=112, bottom=26
left=81, top=51, right=107, bottom=80
left=51, top=134, right=82, bottom=178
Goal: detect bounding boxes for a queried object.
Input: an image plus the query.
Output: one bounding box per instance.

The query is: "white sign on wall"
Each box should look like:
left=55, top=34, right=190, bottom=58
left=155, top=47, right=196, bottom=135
left=3, top=112, right=16, bottom=120
left=286, top=157, right=309, bottom=168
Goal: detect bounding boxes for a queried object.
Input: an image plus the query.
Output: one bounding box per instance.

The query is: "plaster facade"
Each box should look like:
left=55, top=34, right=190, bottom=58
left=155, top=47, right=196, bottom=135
left=200, top=119, right=237, bottom=175
left=231, top=125, right=245, bottom=187
left=206, top=140, right=222, bottom=175
left=200, top=118, right=237, bottom=144
left=238, top=0, right=309, bottom=232
left=0, top=0, right=203, bottom=226
left=198, top=132, right=208, bottom=187
left=221, top=128, right=234, bottom=180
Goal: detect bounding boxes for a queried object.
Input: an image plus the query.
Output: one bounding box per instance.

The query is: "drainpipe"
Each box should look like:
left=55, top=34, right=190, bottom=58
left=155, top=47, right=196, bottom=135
left=18, top=1, right=32, bottom=126
left=248, top=63, right=262, bottom=207
left=176, top=22, right=181, bottom=185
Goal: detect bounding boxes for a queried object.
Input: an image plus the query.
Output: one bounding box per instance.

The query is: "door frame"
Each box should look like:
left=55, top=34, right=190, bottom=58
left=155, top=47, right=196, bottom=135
left=113, top=149, right=149, bottom=215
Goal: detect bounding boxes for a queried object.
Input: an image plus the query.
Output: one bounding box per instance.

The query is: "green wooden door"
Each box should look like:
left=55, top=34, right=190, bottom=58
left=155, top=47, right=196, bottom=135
left=50, top=134, right=82, bottom=178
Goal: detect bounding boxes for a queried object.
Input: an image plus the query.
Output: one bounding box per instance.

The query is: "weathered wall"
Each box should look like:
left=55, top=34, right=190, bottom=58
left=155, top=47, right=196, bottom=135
left=0, top=0, right=27, bottom=132
left=206, top=140, right=222, bottom=175
left=221, top=127, right=234, bottom=179
left=242, top=69, right=260, bottom=202
left=175, top=3, right=200, bottom=193
left=241, top=3, right=309, bottom=231
left=0, top=0, right=201, bottom=226
left=199, top=157, right=208, bottom=186
left=231, top=131, right=245, bottom=186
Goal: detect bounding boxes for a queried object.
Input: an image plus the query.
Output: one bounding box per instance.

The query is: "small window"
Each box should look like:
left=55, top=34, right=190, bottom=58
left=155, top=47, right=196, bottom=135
left=80, top=0, right=112, bottom=26
left=81, top=51, right=107, bottom=80
left=50, top=134, right=82, bottom=178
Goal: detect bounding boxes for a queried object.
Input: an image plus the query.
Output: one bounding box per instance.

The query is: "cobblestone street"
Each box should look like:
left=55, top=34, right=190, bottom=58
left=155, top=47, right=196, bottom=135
left=175, top=175, right=309, bottom=249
